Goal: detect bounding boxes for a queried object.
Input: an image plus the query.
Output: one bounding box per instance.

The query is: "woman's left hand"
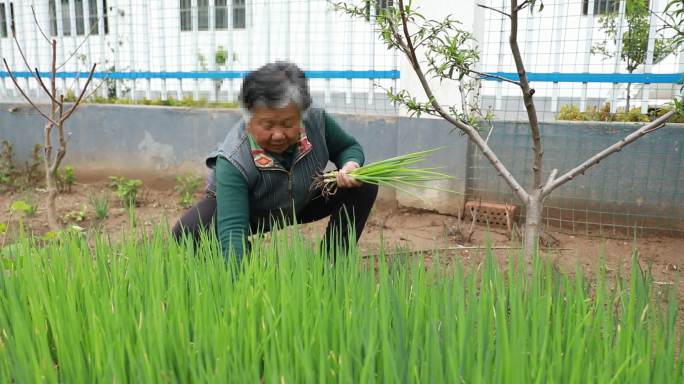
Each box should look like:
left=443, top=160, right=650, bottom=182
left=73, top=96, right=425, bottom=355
left=337, top=161, right=362, bottom=188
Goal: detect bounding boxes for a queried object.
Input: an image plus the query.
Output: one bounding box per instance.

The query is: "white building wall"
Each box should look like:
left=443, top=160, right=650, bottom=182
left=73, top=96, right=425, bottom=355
left=0, top=0, right=681, bottom=117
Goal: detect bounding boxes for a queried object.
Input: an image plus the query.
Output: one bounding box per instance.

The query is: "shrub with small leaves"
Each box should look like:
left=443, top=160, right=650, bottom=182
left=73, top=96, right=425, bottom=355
left=174, top=174, right=203, bottom=208
left=56, top=165, right=76, bottom=193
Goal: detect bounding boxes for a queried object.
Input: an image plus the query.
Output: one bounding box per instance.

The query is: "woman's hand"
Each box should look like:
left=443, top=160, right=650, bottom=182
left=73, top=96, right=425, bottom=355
left=337, top=161, right=362, bottom=188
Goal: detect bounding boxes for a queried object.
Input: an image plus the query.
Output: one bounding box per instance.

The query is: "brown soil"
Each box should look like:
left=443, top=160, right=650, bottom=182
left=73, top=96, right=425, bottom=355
left=1, top=181, right=682, bottom=298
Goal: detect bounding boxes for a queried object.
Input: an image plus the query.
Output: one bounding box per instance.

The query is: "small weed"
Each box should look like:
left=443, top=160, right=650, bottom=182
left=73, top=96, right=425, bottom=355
left=88, top=192, right=110, bottom=221
left=175, top=173, right=203, bottom=208
left=108, top=176, right=143, bottom=208
left=63, top=205, right=87, bottom=223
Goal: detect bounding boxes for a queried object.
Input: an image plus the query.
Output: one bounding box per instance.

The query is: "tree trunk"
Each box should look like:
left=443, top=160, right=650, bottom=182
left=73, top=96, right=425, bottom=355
left=45, top=169, right=59, bottom=230
left=523, top=190, right=543, bottom=261
left=214, top=81, right=221, bottom=102
left=626, top=82, right=632, bottom=111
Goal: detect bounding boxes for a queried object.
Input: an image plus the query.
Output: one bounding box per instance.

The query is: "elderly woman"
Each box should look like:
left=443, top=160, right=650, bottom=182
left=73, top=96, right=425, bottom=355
left=172, top=61, right=378, bottom=264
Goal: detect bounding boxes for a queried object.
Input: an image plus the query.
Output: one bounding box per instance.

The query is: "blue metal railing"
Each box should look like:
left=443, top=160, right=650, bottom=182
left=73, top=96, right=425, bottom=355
left=483, top=72, right=684, bottom=84
left=2, top=70, right=682, bottom=83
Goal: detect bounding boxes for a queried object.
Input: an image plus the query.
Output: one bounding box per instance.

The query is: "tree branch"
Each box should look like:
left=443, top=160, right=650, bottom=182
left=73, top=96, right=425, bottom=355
left=543, top=168, right=557, bottom=191
left=2, top=59, right=59, bottom=126
left=516, top=0, right=532, bottom=11
left=34, top=69, right=61, bottom=105
left=60, top=64, right=97, bottom=123
left=510, top=0, right=543, bottom=190
left=10, top=29, right=61, bottom=103
left=543, top=110, right=676, bottom=196
left=51, top=95, right=67, bottom=175
left=477, top=4, right=511, bottom=19
left=30, top=5, right=51, bottom=44
left=396, top=0, right=529, bottom=203
left=57, top=16, right=102, bottom=70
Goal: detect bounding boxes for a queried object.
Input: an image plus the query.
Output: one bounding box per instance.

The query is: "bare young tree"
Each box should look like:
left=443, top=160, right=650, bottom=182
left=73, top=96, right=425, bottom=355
left=2, top=6, right=96, bottom=231
left=337, top=0, right=681, bottom=261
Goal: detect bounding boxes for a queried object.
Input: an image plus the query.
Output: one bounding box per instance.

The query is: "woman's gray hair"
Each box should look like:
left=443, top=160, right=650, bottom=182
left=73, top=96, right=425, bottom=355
left=239, top=61, right=312, bottom=121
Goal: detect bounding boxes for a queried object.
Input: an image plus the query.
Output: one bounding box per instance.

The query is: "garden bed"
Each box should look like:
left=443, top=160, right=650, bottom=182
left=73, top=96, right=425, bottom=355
left=0, top=178, right=682, bottom=289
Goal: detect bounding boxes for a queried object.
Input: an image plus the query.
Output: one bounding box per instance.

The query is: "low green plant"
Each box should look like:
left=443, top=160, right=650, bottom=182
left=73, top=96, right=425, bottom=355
left=0, top=140, right=16, bottom=189
left=0, top=142, right=44, bottom=191
left=8, top=199, right=37, bottom=236
left=557, top=103, right=683, bottom=123
left=9, top=199, right=37, bottom=218
left=62, top=205, right=87, bottom=223
left=85, top=95, right=240, bottom=109
left=88, top=192, right=110, bottom=221
left=108, top=176, right=143, bottom=208
left=16, top=144, right=44, bottom=190
left=56, top=165, right=76, bottom=193
left=556, top=104, right=589, bottom=121
left=174, top=173, right=204, bottom=208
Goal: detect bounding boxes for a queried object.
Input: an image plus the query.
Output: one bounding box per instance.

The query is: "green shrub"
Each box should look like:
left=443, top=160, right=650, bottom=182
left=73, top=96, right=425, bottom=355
left=108, top=176, right=143, bottom=208
left=557, top=104, right=589, bottom=121
left=56, top=165, right=76, bottom=193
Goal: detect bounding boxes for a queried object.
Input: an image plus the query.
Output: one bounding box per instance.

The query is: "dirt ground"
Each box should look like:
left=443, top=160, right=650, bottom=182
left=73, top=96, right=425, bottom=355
left=1, top=180, right=682, bottom=296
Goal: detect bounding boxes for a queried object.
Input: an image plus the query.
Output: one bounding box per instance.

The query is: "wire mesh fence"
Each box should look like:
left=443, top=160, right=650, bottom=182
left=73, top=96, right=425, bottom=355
left=469, top=0, right=684, bottom=237
left=0, top=0, right=399, bottom=115
left=477, top=0, right=683, bottom=121
left=466, top=120, right=684, bottom=238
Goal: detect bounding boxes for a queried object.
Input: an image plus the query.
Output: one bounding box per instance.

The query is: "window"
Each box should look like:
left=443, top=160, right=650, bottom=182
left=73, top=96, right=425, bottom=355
left=233, top=0, right=245, bottom=29
left=180, top=0, right=245, bottom=31
left=0, top=2, right=15, bottom=38
left=376, top=0, right=393, bottom=11
left=49, top=0, right=108, bottom=36
left=198, top=0, right=208, bottom=30
left=89, top=0, right=110, bottom=35
left=215, top=0, right=228, bottom=29
left=365, top=0, right=393, bottom=20
left=180, top=0, right=191, bottom=31
left=582, top=0, right=620, bottom=15
left=75, top=0, right=84, bottom=35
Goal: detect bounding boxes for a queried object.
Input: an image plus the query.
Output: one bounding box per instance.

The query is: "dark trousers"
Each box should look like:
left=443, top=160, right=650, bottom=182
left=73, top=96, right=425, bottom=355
left=172, top=183, right=378, bottom=259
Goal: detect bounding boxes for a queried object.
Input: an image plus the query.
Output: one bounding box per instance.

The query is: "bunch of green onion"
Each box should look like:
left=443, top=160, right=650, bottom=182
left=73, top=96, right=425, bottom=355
left=314, top=148, right=455, bottom=196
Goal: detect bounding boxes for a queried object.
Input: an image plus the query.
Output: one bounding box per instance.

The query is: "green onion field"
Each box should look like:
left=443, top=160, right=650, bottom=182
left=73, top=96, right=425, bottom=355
left=0, top=227, right=681, bottom=383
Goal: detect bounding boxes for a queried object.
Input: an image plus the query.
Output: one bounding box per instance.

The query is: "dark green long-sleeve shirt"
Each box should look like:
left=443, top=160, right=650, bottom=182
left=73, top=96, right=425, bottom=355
left=215, top=111, right=364, bottom=258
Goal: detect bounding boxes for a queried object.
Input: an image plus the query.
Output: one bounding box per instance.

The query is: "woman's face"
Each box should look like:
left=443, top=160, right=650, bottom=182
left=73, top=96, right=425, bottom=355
left=247, top=103, right=302, bottom=154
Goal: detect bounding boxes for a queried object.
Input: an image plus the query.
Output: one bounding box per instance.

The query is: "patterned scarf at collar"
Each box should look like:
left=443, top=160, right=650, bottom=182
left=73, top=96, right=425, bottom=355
left=248, top=128, right=313, bottom=169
